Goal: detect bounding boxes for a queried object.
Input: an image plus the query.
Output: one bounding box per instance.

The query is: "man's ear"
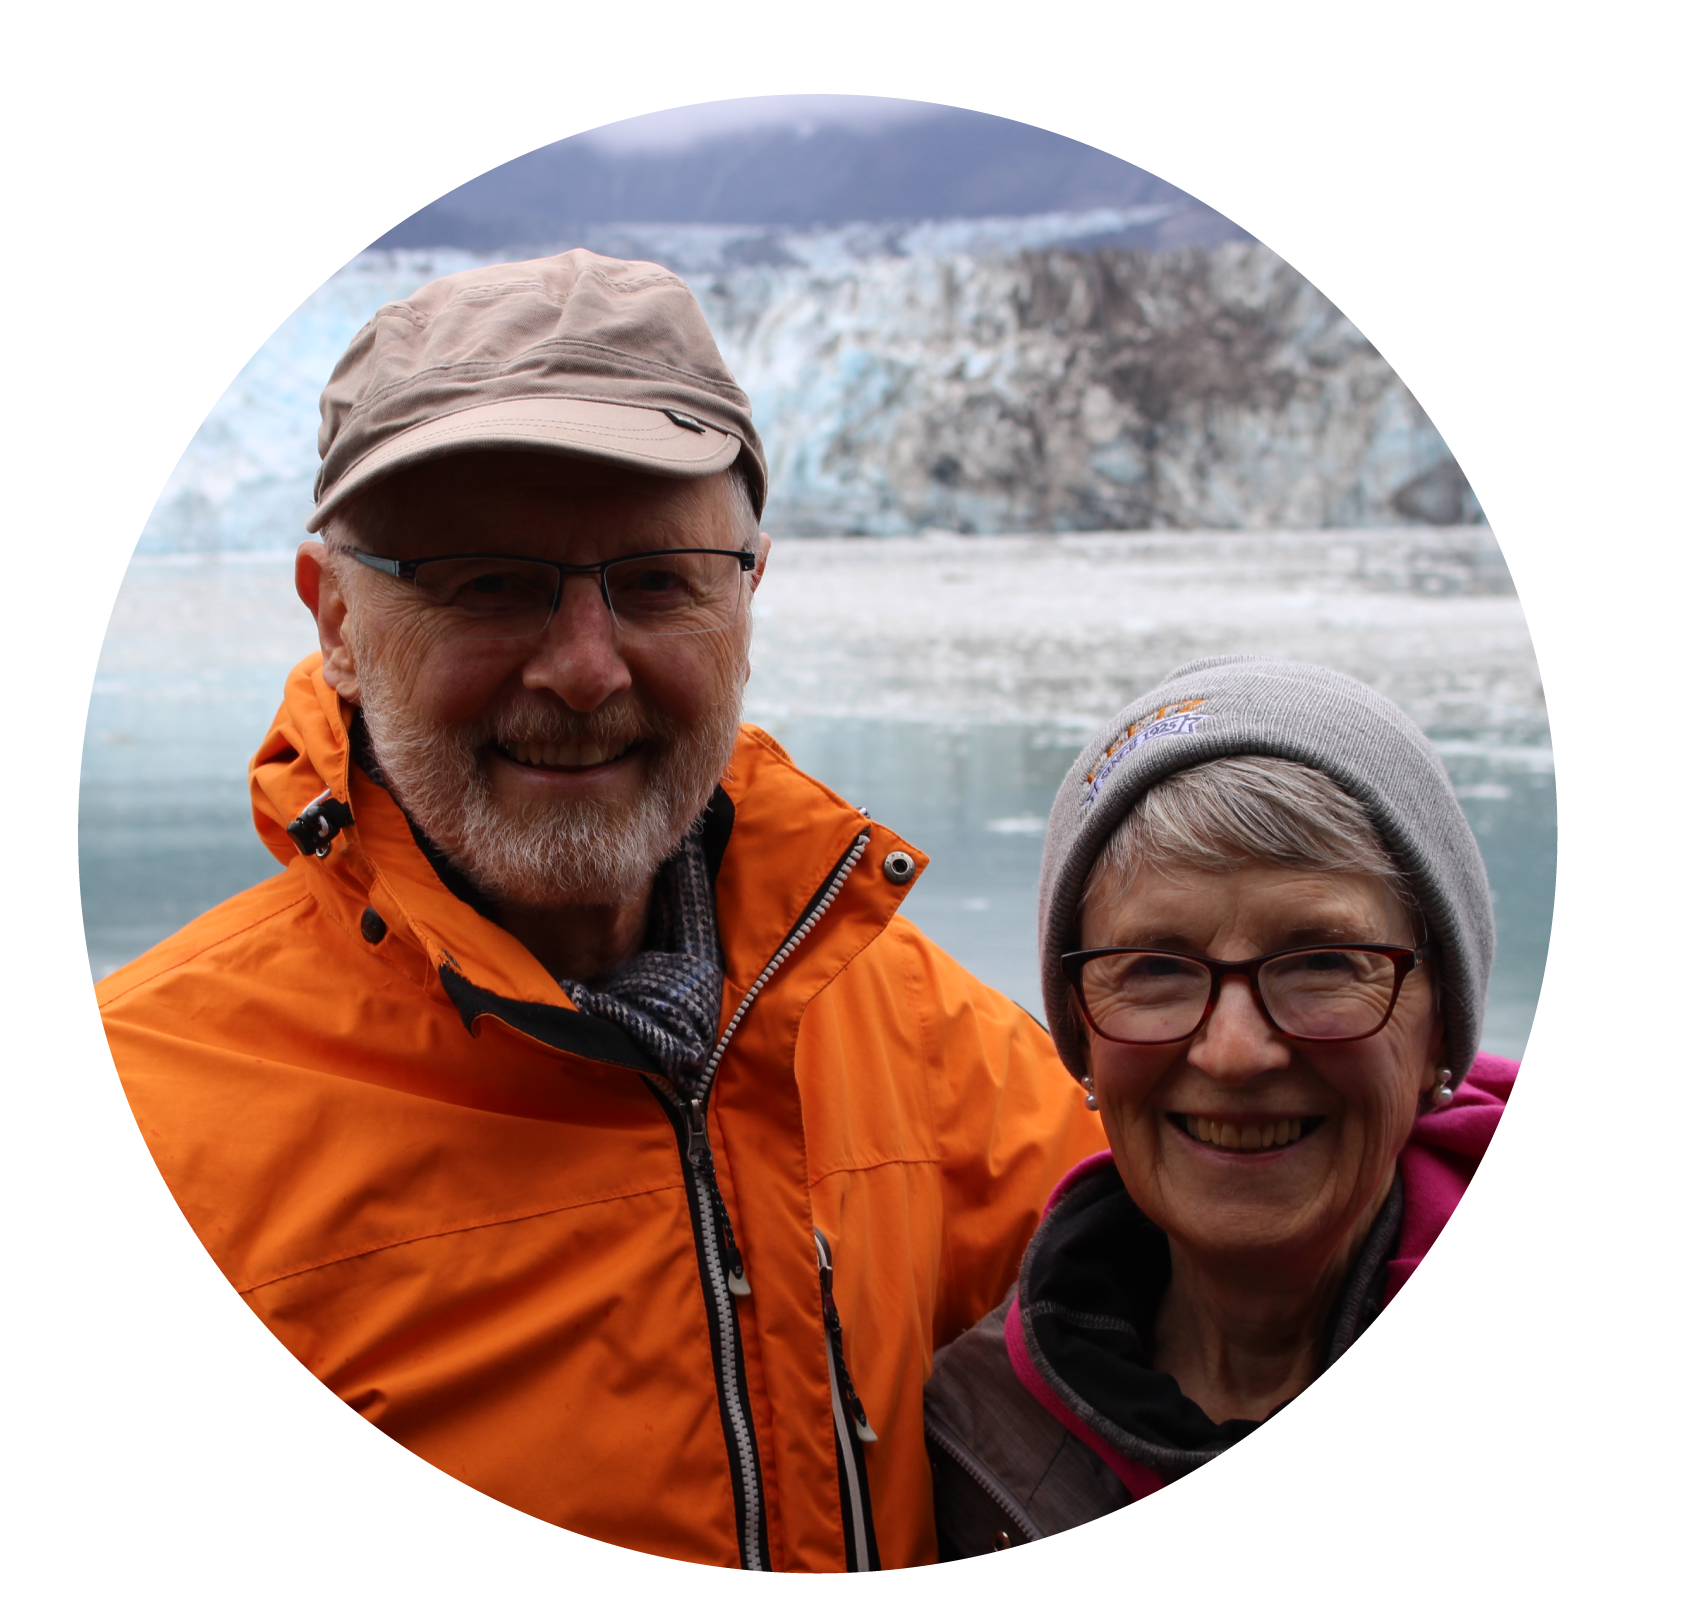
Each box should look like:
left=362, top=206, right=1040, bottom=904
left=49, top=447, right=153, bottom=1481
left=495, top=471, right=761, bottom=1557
left=295, top=542, right=362, bottom=704
left=742, top=532, right=772, bottom=688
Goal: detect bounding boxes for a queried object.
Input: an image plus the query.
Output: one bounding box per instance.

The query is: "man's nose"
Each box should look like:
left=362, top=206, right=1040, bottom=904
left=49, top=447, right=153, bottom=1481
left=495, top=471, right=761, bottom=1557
left=517, top=575, right=633, bottom=711
left=1187, top=976, right=1293, bottom=1080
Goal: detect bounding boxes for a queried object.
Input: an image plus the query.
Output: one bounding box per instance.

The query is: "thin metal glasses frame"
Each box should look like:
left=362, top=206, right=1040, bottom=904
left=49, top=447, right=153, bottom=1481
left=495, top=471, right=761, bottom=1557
left=347, top=546, right=758, bottom=636
left=1059, top=942, right=1432, bottom=1045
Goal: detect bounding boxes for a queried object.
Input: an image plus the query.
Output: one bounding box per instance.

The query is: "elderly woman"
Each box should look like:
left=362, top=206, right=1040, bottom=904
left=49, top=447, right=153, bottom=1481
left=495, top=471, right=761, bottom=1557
left=925, top=656, right=1517, bottom=1556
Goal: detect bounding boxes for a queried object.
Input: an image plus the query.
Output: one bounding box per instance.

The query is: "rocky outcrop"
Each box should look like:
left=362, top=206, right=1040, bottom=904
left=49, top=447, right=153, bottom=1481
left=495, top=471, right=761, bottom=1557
left=694, top=240, right=1477, bottom=535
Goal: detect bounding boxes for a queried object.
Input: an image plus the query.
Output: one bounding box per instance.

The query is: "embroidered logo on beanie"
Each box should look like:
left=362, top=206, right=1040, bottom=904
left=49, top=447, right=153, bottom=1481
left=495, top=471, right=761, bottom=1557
left=1081, top=701, right=1207, bottom=808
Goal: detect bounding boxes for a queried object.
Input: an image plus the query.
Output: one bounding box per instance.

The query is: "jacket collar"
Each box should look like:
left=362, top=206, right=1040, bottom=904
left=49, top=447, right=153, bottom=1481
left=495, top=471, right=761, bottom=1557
left=1011, top=1051, right=1708, bottom=1489
left=249, top=655, right=925, bottom=1067
left=1007, top=1152, right=1403, bottom=1488
left=1006, top=1054, right=1513, bottom=1492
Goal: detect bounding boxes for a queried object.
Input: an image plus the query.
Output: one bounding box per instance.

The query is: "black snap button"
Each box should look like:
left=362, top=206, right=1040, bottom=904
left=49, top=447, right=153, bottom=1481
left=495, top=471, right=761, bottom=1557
left=881, top=850, right=916, bottom=885
left=360, top=907, right=387, bottom=944
left=992, top=1530, right=1013, bottom=1550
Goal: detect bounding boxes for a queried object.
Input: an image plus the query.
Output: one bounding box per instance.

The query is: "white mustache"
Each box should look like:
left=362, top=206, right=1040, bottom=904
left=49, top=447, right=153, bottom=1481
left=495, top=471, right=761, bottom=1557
left=477, top=700, right=661, bottom=753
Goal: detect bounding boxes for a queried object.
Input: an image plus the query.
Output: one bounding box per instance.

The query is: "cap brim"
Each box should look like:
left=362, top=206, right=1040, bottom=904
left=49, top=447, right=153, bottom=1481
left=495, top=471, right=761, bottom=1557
left=307, top=396, right=741, bottom=531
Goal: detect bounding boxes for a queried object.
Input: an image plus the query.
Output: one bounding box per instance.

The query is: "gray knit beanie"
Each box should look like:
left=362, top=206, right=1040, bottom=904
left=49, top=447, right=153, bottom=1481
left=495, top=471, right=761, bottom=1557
left=1038, top=656, right=1495, bottom=1083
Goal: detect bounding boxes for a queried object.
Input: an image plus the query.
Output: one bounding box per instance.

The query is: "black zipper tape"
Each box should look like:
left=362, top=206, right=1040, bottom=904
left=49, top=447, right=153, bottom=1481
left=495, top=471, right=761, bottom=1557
left=647, top=1082, right=772, bottom=1571
left=816, top=1230, right=881, bottom=1571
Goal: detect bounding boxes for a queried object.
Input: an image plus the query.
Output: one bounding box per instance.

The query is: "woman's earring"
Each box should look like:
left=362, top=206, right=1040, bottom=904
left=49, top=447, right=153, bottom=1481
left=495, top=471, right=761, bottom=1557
left=1430, top=1068, right=1454, bottom=1109
left=1082, top=1077, right=1099, bottom=1112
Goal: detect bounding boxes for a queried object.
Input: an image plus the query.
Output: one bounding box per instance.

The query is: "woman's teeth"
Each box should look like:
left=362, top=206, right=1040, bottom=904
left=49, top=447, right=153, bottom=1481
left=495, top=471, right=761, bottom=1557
left=499, top=739, right=630, bottom=770
left=1185, top=1116, right=1305, bottom=1152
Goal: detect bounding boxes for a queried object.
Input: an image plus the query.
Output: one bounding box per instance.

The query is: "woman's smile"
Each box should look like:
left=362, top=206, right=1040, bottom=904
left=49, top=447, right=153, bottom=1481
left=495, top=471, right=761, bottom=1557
left=1167, top=1112, right=1324, bottom=1154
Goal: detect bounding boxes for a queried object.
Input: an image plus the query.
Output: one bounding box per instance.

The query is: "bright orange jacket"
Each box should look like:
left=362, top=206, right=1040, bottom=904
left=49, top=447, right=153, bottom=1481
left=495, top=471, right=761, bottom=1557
left=99, top=657, right=1102, bottom=1571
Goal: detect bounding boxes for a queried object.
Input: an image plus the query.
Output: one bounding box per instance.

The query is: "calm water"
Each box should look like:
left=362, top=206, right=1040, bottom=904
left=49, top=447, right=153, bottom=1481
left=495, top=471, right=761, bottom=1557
left=81, top=533, right=1553, bottom=1060
left=78, top=710, right=1553, bottom=1060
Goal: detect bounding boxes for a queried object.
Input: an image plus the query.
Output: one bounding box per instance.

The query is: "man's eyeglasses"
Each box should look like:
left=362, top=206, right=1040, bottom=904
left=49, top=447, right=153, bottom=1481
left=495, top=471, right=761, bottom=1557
left=1060, top=943, right=1431, bottom=1045
left=347, top=547, right=758, bottom=640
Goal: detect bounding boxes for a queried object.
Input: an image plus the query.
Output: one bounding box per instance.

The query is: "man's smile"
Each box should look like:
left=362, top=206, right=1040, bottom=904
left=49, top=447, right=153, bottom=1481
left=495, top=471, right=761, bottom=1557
left=493, top=737, right=640, bottom=772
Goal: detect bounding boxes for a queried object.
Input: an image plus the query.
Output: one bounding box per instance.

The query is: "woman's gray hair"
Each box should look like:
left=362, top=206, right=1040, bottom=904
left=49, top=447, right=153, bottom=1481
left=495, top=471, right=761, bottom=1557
left=1081, top=755, right=1413, bottom=918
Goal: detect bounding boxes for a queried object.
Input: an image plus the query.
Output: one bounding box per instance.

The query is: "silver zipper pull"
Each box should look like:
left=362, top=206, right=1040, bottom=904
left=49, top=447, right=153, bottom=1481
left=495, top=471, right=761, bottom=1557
left=690, top=1098, right=752, bottom=1296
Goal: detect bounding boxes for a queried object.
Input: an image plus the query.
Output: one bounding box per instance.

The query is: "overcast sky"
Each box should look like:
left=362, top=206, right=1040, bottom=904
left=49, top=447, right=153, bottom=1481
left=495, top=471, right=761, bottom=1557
left=10, top=94, right=1694, bottom=147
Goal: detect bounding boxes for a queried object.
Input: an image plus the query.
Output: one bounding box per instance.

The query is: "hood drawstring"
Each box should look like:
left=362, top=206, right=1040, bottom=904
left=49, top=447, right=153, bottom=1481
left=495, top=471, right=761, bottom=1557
left=816, top=1231, right=878, bottom=1444
left=285, top=790, right=355, bottom=858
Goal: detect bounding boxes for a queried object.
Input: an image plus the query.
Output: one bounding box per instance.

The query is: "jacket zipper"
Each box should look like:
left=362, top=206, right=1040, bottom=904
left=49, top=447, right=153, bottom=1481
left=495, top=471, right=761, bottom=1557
left=923, top=1416, right=1044, bottom=1549
left=647, top=1084, right=769, bottom=1569
left=648, top=830, right=872, bottom=1573
left=815, top=1229, right=881, bottom=1571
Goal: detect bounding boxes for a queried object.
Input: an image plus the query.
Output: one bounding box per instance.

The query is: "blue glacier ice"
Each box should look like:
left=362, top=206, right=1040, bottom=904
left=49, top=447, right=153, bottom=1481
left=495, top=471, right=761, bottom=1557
left=137, top=213, right=1478, bottom=553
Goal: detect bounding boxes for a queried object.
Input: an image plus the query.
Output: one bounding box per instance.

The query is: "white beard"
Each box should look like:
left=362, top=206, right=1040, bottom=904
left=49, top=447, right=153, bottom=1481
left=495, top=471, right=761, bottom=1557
left=352, top=651, right=743, bottom=910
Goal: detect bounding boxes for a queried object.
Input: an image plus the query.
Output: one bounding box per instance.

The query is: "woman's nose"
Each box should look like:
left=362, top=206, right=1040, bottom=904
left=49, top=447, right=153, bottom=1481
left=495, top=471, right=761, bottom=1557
left=1187, top=976, right=1293, bottom=1080
left=518, top=576, right=633, bottom=711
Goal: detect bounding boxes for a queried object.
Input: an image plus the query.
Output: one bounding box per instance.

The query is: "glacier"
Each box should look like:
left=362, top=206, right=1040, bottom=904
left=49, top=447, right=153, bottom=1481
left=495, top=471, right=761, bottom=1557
left=136, top=212, right=1478, bottom=552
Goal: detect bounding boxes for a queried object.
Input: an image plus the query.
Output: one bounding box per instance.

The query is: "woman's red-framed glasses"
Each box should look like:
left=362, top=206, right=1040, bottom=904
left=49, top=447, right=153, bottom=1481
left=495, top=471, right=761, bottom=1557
left=1060, top=943, right=1432, bottom=1045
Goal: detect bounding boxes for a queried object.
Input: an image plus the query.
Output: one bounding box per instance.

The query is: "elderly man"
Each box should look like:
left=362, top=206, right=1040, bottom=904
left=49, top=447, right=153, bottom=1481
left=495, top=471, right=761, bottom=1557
left=98, top=250, right=1100, bottom=1571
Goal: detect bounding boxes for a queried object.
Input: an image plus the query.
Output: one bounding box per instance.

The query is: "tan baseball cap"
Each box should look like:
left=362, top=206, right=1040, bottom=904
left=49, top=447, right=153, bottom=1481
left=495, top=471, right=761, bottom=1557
left=307, top=249, right=767, bottom=532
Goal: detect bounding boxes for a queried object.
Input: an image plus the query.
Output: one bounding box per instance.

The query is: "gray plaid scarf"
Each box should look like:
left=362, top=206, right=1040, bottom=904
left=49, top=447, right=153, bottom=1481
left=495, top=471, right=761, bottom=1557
left=561, top=836, right=725, bottom=1098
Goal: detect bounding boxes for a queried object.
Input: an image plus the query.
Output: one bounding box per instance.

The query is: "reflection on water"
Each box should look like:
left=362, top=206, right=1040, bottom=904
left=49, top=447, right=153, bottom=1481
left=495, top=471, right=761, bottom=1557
left=81, top=532, right=1553, bottom=1060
